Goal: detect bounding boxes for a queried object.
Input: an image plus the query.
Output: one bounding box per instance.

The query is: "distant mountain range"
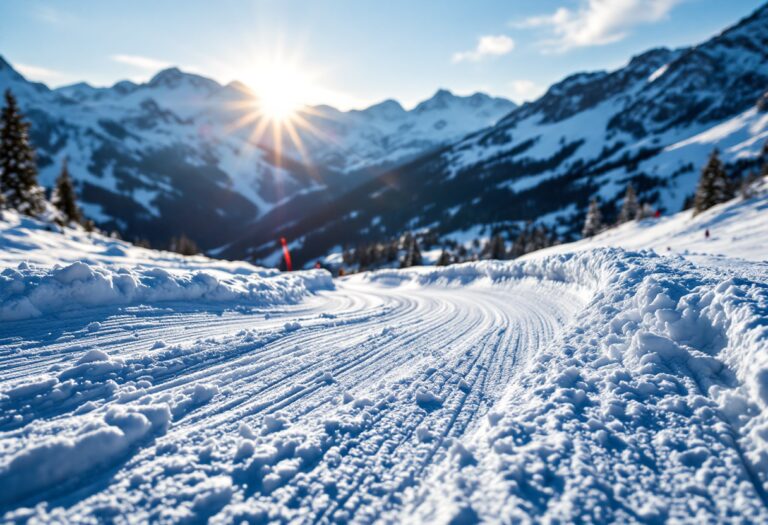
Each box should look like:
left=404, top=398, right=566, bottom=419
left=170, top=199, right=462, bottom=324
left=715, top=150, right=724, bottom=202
left=220, top=2, right=768, bottom=266
left=2, top=3, right=768, bottom=268
left=0, top=57, right=514, bottom=249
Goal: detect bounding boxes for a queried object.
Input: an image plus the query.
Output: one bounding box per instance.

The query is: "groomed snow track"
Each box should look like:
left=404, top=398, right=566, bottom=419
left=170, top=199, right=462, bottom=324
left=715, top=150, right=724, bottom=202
left=1, top=248, right=768, bottom=523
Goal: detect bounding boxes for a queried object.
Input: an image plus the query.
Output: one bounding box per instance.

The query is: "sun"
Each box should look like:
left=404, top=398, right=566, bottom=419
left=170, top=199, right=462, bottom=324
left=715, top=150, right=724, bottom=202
left=249, top=62, right=309, bottom=123
left=222, top=51, right=338, bottom=188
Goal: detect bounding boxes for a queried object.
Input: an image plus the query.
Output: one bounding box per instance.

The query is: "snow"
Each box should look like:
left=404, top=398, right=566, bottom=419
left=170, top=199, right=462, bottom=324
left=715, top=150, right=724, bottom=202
left=528, top=178, right=768, bottom=263
left=0, top=189, right=767, bottom=522
left=0, top=259, right=331, bottom=321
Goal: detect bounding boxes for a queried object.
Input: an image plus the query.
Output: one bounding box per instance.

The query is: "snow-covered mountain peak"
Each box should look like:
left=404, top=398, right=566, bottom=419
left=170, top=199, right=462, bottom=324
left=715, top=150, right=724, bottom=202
left=111, top=79, right=139, bottom=95
left=357, top=99, right=406, bottom=120
left=413, top=88, right=455, bottom=112
left=412, top=88, right=512, bottom=115
left=146, top=67, right=220, bottom=93
left=55, top=81, right=106, bottom=102
left=0, top=55, right=25, bottom=84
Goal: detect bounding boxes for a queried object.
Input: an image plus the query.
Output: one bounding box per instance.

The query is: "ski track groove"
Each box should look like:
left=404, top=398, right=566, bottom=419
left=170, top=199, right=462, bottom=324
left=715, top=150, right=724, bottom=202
left=0, top=278, right=584, bottom=522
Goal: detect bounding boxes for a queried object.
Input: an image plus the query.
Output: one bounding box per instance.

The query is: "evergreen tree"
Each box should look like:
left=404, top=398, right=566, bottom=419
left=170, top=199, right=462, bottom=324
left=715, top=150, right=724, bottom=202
left=0, top=90, right=46, bottom=216
left=436, top=250, right=452, bottom=266
left=400, top=232, right=422, bottom=268
left=51, top=157, right=82, bottom=224
left=385, top=240, right=399, bottom=262
left=693, top=149, right=732, bottom=215
left=582, top=198, right=603, bottom=238
left=486, top=233, right=506, bottom=260
left=342, top=247, right=354, bottom=266
left=169, top=234, right=199, bottom=256
left=510, top=228, right=528, bottom=258
left=739, top=171, right=759, bottom=199
left=762, top=140, right=768, bottom=177
left=530, top=226, right=548, bottom=251
left=617, top=183, right=639, bottom=224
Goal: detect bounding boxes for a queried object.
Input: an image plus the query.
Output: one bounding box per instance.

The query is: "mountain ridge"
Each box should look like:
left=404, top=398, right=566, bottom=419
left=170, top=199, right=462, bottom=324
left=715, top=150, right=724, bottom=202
left=0, top=56, right=515, bottom=249
left=221, top=2, right=768, bottom=266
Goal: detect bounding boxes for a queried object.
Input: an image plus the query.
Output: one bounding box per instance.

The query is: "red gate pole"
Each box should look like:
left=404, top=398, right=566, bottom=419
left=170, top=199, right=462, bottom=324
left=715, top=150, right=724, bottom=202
left=280, top=237, right=293, bottom=272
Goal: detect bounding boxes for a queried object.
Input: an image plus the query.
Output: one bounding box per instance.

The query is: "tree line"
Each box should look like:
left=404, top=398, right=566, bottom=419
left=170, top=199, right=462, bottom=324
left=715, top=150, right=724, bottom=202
left=0, top=89, right=199, bottom=255
left=0, top=90, right=84, bottom=226
left=581, top=144, right=767, bottom=239
left=338, top=221, right=560, bottom=273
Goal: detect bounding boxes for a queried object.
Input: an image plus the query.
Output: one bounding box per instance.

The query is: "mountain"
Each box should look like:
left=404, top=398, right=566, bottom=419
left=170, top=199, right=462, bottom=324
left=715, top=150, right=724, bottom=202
left=291, top=90, right=516, bottom=173
left=0, top=56, right=514, bottom=249
left=223, top=3, right=768, bottom=266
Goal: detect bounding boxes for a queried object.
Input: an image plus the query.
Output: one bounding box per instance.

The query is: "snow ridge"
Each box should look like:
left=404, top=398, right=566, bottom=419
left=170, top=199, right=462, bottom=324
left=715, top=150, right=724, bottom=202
left=0, top=261, right=333, bottom=321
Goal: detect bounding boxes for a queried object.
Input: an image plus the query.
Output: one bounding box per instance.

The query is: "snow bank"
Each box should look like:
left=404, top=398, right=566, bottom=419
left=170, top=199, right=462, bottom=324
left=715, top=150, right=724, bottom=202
left=407, top=248, right=768, bottom=522
left=0, top=260, right=333, bottom=321
left=362, top=247, right=619, bottom=295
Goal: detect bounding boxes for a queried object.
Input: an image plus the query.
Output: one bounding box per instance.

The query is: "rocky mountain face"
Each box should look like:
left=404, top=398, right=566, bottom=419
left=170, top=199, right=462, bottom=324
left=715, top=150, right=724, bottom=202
left=0, top=57, right=514, bottom=249
left=224, top=3, right=768, bottom=266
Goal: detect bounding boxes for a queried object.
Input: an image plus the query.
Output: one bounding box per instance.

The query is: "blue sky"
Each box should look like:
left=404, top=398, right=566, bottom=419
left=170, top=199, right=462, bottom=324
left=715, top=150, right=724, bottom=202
left=0, top=0, right=764, bottom=109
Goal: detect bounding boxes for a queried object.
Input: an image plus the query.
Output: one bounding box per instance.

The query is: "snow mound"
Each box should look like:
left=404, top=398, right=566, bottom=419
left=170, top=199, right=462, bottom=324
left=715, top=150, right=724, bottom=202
left=0, top=260, right=333, bottom=321
left=0, top=404, right=172, bottom=506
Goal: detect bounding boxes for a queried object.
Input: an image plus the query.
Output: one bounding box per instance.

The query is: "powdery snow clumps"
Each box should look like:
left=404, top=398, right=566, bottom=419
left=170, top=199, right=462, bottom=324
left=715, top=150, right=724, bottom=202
left=0, top=260, right=333, bottom=321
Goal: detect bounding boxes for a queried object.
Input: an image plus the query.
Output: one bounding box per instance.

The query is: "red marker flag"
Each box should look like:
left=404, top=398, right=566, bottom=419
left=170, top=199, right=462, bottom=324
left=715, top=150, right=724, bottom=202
left=280, top=237, right=293, bottom=272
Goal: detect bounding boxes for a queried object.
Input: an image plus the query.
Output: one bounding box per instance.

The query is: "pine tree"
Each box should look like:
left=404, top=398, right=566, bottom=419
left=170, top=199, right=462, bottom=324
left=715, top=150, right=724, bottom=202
left=51, top=157, right=82, bottom=224
left=487, top=233, right=506, bottom=260
left=385, top=240, right=398, bottom=262
left=510, top=228, right=528, bottom=258
left=436, top=250, right=452, bottom=266
left=582, top=198, right=603, bottom=238
left=169, top=234, right=199, bottom=256
left=400, top=232, right=422, bottom=268
left=617, top=183, right=639, bottom=224
left=0, top=90, right=46, bottom=216
left=530, top=226, right=548, bottom=251
left=740, top=171, right=759, bottom=199
left=761, top=140, right=768, bottom=177
left=693, top=149, right=732, bottom=215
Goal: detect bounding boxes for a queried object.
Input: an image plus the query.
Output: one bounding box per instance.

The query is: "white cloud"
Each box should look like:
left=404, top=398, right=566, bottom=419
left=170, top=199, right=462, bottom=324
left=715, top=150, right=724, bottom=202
left=453, top=35, right=515, bottom=63
left=508, top=80, right=545, bottom=103
left=111, top=54, right=172, bottom=71
left=514, top=0, right=682, bottom=52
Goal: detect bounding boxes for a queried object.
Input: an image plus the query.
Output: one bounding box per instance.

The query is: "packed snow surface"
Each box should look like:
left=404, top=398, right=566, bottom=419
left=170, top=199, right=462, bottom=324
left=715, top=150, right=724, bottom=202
left=1, top=212, right=767, bottom=522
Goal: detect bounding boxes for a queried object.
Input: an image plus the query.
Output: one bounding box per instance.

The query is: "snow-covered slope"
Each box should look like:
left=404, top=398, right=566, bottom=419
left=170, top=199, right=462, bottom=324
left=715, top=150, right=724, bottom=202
left=1, top=216, right=767, bottom=521
left=0, top=56, right=514, bottom=249
left=528, top=178, right=768, bottom=263
left=0, top=211, right=333, bottom=321
left=246, top=3, right=768, bottom=266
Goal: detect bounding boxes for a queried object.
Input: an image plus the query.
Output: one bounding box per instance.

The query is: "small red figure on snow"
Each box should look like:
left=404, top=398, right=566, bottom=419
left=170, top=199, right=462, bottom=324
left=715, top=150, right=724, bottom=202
left=314, top=261, right=322, bottom=269
left=654, top=210, right=661, bottom=218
